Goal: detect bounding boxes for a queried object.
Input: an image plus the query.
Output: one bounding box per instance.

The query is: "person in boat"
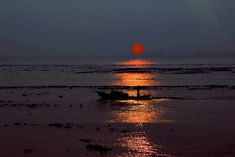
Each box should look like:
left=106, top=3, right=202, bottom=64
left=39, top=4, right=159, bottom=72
left=136, top=87, right=141, bottom=97
left=97, top=87, right=151, bottom=100
left=110, top=89, right=129, bottom=97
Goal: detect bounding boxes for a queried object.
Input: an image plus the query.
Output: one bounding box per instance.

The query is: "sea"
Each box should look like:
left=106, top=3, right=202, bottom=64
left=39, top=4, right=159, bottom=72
left=0, top=57, right=234, bottom=87
left=0, top=57, right=235, bottom=126
left=0, top=57, right=235, bottom=156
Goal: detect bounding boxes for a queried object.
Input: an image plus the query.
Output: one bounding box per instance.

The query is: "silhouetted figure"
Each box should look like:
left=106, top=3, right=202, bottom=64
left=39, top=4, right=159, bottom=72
left=137, top=87, right=140, bottom=97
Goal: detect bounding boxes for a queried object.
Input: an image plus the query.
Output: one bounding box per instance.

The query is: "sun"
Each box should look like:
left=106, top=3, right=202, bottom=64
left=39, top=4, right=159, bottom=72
left=131, top=43, right=143, bottom=56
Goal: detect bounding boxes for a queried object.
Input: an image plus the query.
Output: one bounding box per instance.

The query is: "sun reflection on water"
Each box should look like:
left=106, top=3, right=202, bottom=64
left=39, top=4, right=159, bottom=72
left=117, top=132, right=172, bottom=157
left=108, top=59, right=172, bottom=156
left=117, top=59, right=156, bottom=67
left=112, top=99, right=169, bottom=123
left=110, top=59, right=168, bottom=123
left=113, top=73, right=157, bottom=87
left=113, top=59, right=158, bottom=87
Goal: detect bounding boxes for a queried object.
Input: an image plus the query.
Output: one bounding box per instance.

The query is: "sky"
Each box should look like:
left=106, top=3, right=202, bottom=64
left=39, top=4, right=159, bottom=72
left=0, top=0, right=235, bottom=58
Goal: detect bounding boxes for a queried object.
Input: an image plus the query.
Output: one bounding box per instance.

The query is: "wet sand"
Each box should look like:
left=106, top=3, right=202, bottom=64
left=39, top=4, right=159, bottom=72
left=0, top=86, right=235, bottom=156
left=1, top=60, right=235, bottom=156
left=1, top=123, right=235, bottom=157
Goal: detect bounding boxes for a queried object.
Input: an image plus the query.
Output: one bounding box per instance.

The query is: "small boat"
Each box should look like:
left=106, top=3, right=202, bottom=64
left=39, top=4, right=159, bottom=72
left=96, top=90, right=151, bottom=100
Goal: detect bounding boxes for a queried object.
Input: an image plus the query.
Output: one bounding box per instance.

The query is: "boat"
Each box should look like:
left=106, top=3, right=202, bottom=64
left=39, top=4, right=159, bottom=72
left=96, top=90, right=151, bottom=100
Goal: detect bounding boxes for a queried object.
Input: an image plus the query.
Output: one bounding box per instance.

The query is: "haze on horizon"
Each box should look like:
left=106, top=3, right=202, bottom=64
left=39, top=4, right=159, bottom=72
left=0, top=0, right=235, bottom=58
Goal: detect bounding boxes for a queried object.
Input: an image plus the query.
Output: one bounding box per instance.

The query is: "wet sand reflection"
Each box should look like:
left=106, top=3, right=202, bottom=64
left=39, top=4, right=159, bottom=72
left=112, top=99, right=169, bottom=123
left=111, top=59, right=166, bottom=123
left=117, top=132, right=171, bottom=157
left=109, top=60, right=171, bottom=156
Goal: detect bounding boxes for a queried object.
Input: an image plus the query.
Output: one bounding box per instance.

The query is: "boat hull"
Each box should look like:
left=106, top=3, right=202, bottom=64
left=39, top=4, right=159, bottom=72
left=96, top=91, right=151, bottom=100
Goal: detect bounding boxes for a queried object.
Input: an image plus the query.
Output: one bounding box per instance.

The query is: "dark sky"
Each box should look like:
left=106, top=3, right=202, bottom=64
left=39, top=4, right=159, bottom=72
left=0, top=0, right=235, bottom=58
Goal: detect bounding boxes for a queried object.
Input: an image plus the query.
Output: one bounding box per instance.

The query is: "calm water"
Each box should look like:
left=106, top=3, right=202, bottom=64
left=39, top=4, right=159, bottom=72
left=0, top=58, right=235, bottom=87
left=0, top=58, right=235, bottom=157
left=1, top=58, right=234, bottom=124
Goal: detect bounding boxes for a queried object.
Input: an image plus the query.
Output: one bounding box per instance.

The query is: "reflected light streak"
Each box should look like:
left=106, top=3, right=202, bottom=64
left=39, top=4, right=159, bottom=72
left=110, top=59, right=169, bottom=123
left=112, top=59, right=172, bottom=157
left=117, top=59, right=155, bottom=66
left=116, top=105, right=156, bottom=123
left=117, top=132, right=171, bottom=157
left=113, top=101, right=170, bottom=123
left=113, top=59, right=158, bottom=87
left=113, top=73, right=156, bottom=87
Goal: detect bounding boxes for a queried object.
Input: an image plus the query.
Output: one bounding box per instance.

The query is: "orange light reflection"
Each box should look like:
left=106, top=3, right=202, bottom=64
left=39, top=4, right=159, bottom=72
left=112, top=59, right=172, bottom=157
left=117, top=132, right=172, bottom=157
left=117, top=59, right=155, bottom=67
left=113, top=73, right=156, bottom=87
left=113, top=59, right=158, bottom=87
left=112, top=99, right=170, bottom=123
left=111, top=59, right=164, bottom=123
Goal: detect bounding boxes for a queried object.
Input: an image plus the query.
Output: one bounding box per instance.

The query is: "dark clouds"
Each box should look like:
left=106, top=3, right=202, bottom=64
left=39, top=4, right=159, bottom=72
left=0, top=0, right=235, bottom=58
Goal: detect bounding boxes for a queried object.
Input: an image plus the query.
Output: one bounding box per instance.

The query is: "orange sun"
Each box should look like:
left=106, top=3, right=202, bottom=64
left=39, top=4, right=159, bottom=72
left=131, top=43, right=143, bottom=56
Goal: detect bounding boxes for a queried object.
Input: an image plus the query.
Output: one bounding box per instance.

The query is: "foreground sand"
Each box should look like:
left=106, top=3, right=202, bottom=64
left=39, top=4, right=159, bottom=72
left=0, top=87, right=235, bottom=156
left=0, top=123, right=235, bottom=157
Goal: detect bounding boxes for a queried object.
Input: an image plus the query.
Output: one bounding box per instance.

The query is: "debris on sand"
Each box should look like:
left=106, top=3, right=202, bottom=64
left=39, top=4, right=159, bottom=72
left=121, top=129, right=129, bottom=133
left=79, top=139, right=91, bottom=143
left=76, top=124, right=82, bottom=129
left=14, top=122, right=21, bottom=126
left=24, top=149, right=33, bottom=153
left=31, top=123, right=40, bottom=127
left=48, top=123, right=63, bottom=128
left=26, top=104, right=37, bottom=108
left=96, top=127, right=100, bottom=132
left=66, top=122, right=73, bottom=125
left=109, top=128, right=114, bottom=132
left=86, top=144, right=111, bottom=154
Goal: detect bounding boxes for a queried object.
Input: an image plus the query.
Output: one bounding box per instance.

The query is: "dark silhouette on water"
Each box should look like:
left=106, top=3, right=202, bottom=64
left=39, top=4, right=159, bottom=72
left=96, top=88, right=151, bottom=100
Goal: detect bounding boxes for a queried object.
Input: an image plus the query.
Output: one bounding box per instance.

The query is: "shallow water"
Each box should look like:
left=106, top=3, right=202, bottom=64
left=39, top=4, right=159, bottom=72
left=0, top=58, right=235, bottom=87
left=0, top=58, right=235, bottom=156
